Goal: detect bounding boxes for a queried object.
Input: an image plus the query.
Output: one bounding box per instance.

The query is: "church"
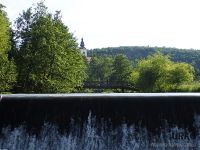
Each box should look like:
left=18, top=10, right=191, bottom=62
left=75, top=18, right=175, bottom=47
left=80, top=38, right=91, bottom=62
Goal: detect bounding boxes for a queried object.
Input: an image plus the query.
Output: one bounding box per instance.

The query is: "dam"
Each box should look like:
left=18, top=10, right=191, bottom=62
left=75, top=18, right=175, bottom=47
left=1, top=93, right=200, bottom=149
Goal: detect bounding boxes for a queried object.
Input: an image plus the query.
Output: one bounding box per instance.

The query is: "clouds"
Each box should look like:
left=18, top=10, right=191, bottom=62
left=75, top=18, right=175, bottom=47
left=1, top=0, right=200, bottom=49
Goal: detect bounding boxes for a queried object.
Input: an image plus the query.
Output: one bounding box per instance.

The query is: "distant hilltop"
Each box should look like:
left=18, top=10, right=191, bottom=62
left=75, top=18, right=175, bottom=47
left=88, top=46, right=200, bottom=72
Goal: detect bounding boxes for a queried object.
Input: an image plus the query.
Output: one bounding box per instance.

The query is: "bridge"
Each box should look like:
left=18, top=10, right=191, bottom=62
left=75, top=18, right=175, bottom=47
left=83, top=81, right=137, bottom=91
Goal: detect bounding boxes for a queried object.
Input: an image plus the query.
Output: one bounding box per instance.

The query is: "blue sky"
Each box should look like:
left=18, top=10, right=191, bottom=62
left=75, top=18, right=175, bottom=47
left=1, top=0, right=200, bottom=49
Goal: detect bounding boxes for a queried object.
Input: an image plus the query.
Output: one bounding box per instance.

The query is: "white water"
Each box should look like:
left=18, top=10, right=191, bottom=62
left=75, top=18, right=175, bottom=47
left=0, top=113, right=199, bottom=150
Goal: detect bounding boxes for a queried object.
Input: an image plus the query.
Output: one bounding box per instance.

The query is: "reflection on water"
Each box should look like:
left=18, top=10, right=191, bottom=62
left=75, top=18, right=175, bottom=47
left=0, top=113, right=200, bottom=150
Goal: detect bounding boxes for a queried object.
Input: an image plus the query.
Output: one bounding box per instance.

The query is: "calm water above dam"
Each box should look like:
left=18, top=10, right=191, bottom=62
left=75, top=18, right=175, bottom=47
left=1, top=93, right=200, bottom=149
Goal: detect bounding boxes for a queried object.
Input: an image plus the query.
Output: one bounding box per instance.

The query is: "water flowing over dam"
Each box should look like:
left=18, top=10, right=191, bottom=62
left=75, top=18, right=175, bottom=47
left=1, top=93, right=200, bottom=149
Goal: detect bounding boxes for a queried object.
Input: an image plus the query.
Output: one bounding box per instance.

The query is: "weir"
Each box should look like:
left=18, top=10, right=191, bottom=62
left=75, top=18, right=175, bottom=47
left=0, top=93, right=200, bottom=133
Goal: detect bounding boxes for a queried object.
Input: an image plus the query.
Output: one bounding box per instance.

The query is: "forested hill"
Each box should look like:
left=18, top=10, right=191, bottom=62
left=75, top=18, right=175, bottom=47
left=88, top=46, right=200, bottom=71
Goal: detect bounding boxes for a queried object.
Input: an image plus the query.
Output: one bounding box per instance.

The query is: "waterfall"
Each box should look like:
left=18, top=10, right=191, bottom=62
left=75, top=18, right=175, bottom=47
left=0, top=112, right=199, bottom=150
left=1, top=93, right=200, bottom=149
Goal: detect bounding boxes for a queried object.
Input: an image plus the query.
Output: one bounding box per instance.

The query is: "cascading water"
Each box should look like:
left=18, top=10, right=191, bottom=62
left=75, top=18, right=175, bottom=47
left=0, top=112, right=199, bottom=150
left=1, top=93, right=200, bottom=149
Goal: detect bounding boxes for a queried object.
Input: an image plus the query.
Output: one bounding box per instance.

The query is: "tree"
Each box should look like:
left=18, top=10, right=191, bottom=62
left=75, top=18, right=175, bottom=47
left=0, top=4, right=17, bottom=92
left=131, top=53, right=194, bottom=92
left=89, top=46, right=200, bottom=75
left=88, top=56, right=113, bottom=82
left=14, top=2, right=86, bottom=93
left=161, top=63, right=194, bottom=90
left=100, top=57, right=114, bottom=82
left=111, top=54, right=132, bottom=84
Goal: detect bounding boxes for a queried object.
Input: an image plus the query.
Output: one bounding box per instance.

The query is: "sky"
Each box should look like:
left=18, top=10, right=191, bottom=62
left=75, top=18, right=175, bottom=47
left=1, top=0, right=200, bottom=49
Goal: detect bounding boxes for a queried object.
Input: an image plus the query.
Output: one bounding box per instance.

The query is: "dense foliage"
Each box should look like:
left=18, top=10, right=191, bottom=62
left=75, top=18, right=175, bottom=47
left=87, top=53, right=196, bottom=92
left=0, top=4, right=17, bottom=93
left=0, top=2, right=86, bottom=93
left=12, top=2, right=86, bottom=93
left=131, top=54, right=194, bottom=92
left=89, top=46, right=200, bottom=74
left=110, top=54, right=132, bottom=84
left=88, top=55, right=133, bottom=83
left=88, top=56, right=113, bottom=82
left=1, top=2, right=200, bottom=93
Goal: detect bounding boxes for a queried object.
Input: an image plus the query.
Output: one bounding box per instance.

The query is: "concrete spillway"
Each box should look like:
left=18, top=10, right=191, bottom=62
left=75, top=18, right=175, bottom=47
left=1, top=93, right=200, bottom=133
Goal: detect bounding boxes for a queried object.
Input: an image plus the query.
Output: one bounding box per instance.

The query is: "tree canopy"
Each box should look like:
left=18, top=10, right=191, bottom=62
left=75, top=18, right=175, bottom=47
left=0, top=4, right=17, bottom=93
left=13, top=2, right=86, bottom=93
left=88, top=56, right=113, bottom=82
left=131, top=53, right=194, bottom=92
left=89, top=46, right=200, bottom=76
left=111, top=54, right=132, bottom=84
left=1, top=1, right=199, bottom=93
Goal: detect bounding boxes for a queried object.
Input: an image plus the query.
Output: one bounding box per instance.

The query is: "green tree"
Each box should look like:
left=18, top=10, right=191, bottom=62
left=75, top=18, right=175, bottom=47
left=89, top=46, right=200, bottom=75
left=111, top=54, right=132, bottom=84
left=101, top=57, right=114, bottom=82
left=131, top=53, right=194, bottom=92
left=0, top=4, right=17, bottom=92
left=14, top=2, right=86, bottom=93
left=87, top=57, right=101, bottom=82
left=88, top=56, right=113, bottom=82
left=162, top=63, right=194, bottom=90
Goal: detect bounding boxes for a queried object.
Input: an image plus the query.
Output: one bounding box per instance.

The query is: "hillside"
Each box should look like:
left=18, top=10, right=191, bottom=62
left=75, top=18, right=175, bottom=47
left=88, top=46, right=200, bottom=73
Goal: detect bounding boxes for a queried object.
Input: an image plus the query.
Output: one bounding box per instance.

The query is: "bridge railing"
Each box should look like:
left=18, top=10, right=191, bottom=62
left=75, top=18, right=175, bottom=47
left=83, top=81, right=136, bottom=90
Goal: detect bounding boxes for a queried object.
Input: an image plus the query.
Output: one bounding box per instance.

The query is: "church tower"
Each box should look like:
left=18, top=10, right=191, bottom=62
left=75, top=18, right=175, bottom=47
left=80, top=38, right=87, bottom=57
